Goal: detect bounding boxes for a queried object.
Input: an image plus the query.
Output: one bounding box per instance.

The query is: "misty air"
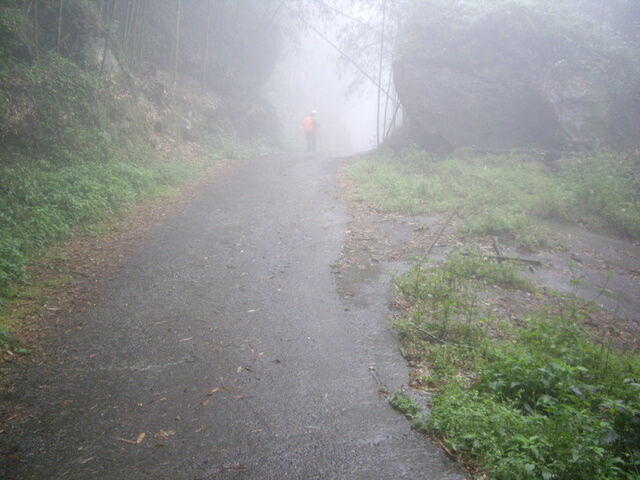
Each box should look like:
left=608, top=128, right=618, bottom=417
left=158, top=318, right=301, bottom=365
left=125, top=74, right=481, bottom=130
left=1, top=1, right=639, bottom=479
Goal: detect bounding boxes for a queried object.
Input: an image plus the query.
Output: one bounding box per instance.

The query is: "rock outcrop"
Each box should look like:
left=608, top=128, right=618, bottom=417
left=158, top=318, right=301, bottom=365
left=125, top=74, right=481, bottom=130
left=393, top=3, right=639, bottom=152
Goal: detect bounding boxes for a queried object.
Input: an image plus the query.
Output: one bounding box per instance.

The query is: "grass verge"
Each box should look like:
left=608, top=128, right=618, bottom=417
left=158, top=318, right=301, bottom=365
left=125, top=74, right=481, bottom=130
left=343, top=147, right=640, bottom=478
left=393, top=251, right=640, bottom=479
left=0, top=134, right=251, bottom=350
left=345, top=149, right=640, bottom=249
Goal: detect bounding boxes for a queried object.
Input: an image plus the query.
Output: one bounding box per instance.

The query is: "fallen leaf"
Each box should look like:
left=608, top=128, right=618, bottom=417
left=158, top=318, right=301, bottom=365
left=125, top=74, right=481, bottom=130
left=195, top=426, right=205, bottom=433
left=206, top=387, right=220, bottom=395
left=201, top=399, right=210, bottom=406
left=154, top=429, right=176, bottom=440
left=136, top=433, right=145, bottom=444
left=236, top=366, right=243, bottom=373
left=114, top=437, right=137, bottom=445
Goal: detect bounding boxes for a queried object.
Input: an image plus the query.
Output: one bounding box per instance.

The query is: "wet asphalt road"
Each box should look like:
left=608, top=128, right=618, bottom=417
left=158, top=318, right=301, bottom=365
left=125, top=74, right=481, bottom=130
left=2, top=154, right=464, bottom=480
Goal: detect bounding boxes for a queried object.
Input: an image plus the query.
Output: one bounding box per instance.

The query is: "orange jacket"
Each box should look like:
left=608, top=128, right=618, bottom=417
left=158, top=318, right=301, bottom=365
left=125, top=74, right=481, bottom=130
left=302, top=116, right=316, bottom=133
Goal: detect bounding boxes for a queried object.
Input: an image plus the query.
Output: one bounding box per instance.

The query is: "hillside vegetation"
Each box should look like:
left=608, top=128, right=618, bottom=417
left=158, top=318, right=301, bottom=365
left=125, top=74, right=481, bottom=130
left=0, top=0, right=289, bottom=344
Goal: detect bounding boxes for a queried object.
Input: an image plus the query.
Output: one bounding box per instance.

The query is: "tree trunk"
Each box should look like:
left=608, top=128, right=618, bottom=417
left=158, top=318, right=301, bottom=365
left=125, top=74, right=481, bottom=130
left=383, top=102, right=401, bottom=143
left=33, top=0, right=39, bottom=62
left=382, top=64, right=393, bottom=141
left=216, top=0, right=225, bottom=69
left=101, top=0, right=117, bottom=74
left=376, top=0, right=387, bottom=147
left=129, top=0, right=141, bottom=51
left=129, top=0, right=142, bottom=60
left=56, top=0, right=63, bottom=53
left=202, top=0, right=212, bottom=87
left=173, top=0, right=182, bottom=87
left=123, top=0, right=133, bottom=47
left=135, top=0, right=147, bottom=62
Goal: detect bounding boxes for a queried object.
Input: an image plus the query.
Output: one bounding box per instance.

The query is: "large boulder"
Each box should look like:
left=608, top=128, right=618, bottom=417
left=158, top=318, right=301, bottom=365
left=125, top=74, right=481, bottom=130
left=393, top=2, right=639, bottom=152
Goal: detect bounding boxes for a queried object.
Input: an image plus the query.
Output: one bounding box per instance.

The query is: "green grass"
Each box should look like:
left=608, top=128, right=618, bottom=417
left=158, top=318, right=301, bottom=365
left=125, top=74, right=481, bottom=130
left=389, top=390, right=430, bottom=432
left=0, top=138, right=244, bottom=349
left=389, top=390, right=422, bottom=418
left=0, top=151, right=197, bottom=287
left=345, top=149, right=640, bottom=246
left=393, top=251, right=640, bottom=479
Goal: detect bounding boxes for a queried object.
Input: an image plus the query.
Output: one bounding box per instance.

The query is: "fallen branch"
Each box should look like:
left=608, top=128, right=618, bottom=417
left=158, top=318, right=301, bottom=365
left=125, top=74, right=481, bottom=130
left=491, top=236, right=504, bottom=263
left=423, top=208, right=458, bottom=260
left=414, top=325, right=478, bottom=350
left=414, top=326, right=445, bottom=344
left=113, top=437, right=137, bottom=445
left=461, top=252, right=542, bottom=266
left=471, top=147, right=583, bottom=157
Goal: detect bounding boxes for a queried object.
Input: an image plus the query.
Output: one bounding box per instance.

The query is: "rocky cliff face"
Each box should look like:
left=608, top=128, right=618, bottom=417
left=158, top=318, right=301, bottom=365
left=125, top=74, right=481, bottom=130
left=393, top=3, right=639, bottom=152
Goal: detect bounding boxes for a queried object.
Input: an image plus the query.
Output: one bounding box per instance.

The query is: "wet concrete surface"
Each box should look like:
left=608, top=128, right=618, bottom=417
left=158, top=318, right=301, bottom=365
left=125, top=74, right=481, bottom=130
left=1, top=154, right=465, bottom=479
left=532, top=220, right=640, bottom=322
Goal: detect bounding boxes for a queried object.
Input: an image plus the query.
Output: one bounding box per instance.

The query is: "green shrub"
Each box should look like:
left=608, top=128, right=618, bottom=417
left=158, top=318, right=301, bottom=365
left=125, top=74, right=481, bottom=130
left=397, top=249, right=533, bottom=300
left=430, top=327, right=640, bottom=479
left=0, top=234, right=25, bottom=299
left=429, top=384, right=545, bottom=468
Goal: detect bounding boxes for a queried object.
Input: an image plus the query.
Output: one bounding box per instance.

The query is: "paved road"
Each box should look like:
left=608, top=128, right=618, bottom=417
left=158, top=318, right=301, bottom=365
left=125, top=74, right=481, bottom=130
left=2, top=154, right=464, bottom=479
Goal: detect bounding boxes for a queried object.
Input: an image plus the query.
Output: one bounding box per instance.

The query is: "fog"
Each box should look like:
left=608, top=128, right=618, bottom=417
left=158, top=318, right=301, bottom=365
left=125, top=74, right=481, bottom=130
left=1, top=1, right=639, bottom=478
left=265, top=11, right=384, bottom=154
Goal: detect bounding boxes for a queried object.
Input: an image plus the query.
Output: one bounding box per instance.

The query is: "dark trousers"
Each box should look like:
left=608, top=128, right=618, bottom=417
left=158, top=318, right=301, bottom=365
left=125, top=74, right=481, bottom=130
left=305, top=132, right=317, bottom=152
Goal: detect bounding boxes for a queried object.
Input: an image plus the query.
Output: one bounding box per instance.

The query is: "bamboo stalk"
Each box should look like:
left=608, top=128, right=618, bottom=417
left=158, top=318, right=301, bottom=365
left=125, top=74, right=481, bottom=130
left=33, top=0, right=39, bottom=62
left=376, top=0, right=387, bottom=147
left=173, top=0, right=182, bottom=87
left=56, top=0, right=63, bottom=53
left=202, top=0, right=212, bottom=87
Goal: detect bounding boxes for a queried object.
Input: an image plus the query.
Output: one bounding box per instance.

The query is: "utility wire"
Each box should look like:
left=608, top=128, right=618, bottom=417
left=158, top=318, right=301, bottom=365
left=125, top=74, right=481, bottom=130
left=300, top=18, right=394, bottom=104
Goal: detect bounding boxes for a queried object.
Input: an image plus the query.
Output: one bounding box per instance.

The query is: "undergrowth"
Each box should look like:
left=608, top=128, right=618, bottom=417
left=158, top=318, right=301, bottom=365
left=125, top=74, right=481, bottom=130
left=0, top=139, right=240, bottom=349
left=346, top=149, right=640, bottom=247
left=393, top=252, right=640, bottom=479
left=1, top=157, right=185, bottom=285
left=0, top=41, right=257, bottom=350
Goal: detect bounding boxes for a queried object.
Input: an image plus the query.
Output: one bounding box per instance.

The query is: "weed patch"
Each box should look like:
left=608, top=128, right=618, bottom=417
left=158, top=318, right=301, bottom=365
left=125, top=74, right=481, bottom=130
left=345, top=149, right=640, bottom=245
left=0, top=141, right=242, bottom=344
left=389, top=391, right=429, bottom=432
left=0, top=156, right=193, bottom=281
left=393, top=251, right=640, bottom=479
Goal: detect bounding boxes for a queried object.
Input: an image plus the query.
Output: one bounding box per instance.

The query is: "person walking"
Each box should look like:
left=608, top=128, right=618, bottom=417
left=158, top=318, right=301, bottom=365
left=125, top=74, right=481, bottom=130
left=302, top=110, right=320, bottom=152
